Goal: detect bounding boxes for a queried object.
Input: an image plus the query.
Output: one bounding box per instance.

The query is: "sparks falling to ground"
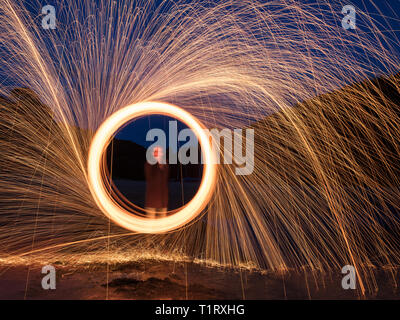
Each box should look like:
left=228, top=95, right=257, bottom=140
left=0, top=0, right=400, bottom=297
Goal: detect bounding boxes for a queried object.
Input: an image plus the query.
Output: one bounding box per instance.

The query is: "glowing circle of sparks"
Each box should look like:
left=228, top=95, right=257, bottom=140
left=87, top=102, right=217, bottom=234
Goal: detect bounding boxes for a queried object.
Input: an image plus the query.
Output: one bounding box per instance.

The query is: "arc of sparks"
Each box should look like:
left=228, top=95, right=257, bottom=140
left=87, top=101, right=217, bottom=233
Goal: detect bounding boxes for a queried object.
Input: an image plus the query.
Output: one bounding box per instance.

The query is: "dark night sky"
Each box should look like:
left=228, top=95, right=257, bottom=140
left=115, top=115, right=191, bottom=148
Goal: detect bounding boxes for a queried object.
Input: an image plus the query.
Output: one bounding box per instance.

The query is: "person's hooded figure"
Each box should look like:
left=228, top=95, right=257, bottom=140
left=144, top=146, right=169, bottom=218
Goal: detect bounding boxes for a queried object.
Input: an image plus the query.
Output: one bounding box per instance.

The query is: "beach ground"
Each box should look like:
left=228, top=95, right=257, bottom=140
left=0, top=259, right=398, bottom=299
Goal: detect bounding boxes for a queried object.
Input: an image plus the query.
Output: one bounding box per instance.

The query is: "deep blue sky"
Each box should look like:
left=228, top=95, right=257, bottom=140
left=23, top=0, right=400, bottom=68
left=338, top=0, right=400, bottom=72
left=115, top=115, right=192, bottom=148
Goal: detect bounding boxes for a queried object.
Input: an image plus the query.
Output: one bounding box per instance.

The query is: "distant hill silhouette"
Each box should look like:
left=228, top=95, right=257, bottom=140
left=106, top=138, right=203, bottom=181
left=105, top=139, right=147, bottom=180
left=0, top=87, right=54, bottom=136
left=251, top=73, right=400, bottom=186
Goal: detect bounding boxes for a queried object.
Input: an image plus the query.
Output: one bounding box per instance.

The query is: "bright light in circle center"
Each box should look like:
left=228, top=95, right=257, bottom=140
left=87, top=101, right=217, bottom=234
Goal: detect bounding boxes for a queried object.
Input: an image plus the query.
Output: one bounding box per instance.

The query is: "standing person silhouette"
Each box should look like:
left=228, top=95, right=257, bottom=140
left=144, top=146, right=169, bottom=219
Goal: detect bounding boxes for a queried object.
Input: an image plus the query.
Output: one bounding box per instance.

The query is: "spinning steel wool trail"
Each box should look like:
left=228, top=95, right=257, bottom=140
left=0, top=0, right=399, bottom=294
left=87, top=101, right=217, bottom=234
